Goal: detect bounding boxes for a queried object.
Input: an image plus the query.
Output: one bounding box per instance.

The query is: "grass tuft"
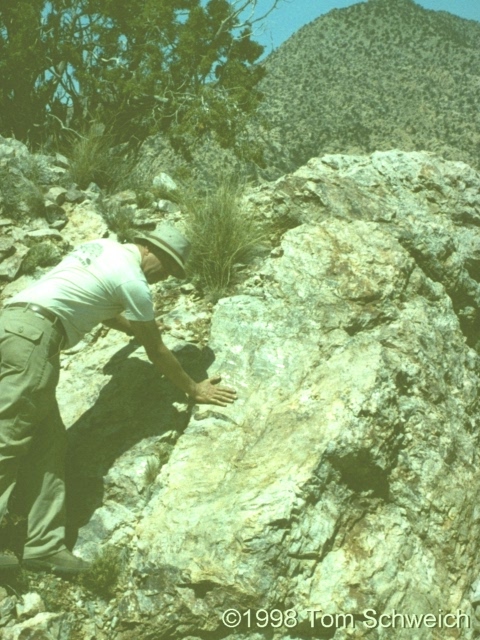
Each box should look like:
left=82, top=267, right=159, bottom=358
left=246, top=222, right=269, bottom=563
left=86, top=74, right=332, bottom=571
left=65, top=126, right=136, bottom=191
left=79, top=546, right=122, bottom=600
left=144, top=456, right=162, bottom=486
left=185, top=176, right=263, bottom=300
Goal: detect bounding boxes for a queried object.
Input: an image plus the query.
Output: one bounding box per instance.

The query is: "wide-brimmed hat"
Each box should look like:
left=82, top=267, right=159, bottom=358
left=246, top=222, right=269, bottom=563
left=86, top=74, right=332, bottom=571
left=134, top=224, right=191, bottom=278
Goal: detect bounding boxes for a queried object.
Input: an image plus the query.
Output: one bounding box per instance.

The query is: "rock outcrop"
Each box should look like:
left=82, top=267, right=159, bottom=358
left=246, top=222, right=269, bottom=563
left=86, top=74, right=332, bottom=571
left=2, top=149, right=480, bottom=639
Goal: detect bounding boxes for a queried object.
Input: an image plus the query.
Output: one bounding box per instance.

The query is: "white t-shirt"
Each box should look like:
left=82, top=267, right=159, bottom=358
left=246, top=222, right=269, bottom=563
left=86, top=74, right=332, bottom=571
left=10, top=239, right=155, bottom=347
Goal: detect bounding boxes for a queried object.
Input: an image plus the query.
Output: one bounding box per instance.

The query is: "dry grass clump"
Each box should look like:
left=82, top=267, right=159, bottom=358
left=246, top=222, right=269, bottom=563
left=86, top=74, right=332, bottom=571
left=185, top=176, right=263, bottom=300
left=79, top=546, right=122, bottom=600
left=66, top=126, right=135, bottom=191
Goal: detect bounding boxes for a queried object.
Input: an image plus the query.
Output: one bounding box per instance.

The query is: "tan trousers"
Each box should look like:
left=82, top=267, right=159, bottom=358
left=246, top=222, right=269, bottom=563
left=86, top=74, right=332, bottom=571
left=0, top=306, right=67, bottom=559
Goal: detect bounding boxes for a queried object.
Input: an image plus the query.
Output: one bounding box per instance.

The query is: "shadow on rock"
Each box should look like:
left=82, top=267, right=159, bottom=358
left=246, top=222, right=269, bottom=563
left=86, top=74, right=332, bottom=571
left=65, top=341, right=216, bottom=548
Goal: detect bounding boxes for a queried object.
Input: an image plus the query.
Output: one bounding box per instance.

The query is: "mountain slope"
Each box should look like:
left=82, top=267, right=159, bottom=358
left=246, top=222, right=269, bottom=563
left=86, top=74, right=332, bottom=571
left=258, top=0, right=480, bottom=174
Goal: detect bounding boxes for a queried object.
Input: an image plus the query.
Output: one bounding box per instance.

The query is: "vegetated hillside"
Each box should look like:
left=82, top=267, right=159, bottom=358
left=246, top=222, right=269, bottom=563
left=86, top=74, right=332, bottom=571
left=257, top=0, right=480, bottom=175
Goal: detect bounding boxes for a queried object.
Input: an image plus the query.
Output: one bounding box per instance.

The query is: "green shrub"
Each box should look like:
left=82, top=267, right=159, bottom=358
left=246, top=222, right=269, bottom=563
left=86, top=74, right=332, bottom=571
left=66, top=127, right=135, bottom=191
left=22, top=154, right=51, bottom=186
left=100, top=202, right=137, bottom=243
left=185, top=176, right=263, bottom=300
left=0, top=166, right=45, bottom=221
left=21, top=243, right=62, bottom=275
left=79, top=546, right=122, bottom=600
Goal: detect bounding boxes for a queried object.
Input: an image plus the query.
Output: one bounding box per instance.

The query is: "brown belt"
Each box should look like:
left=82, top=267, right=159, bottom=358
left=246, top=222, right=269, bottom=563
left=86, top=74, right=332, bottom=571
left=4, top=302, right=67, bottom=340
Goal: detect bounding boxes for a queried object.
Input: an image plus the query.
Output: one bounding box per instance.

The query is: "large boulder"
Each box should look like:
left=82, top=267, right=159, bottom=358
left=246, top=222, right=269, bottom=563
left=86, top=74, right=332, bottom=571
left=120, top=218, right=479, bottom=638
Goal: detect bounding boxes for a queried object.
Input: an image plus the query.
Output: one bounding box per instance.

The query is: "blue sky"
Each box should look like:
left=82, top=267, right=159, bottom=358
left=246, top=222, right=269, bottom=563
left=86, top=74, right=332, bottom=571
left=250, top=0, right=480, bottom=53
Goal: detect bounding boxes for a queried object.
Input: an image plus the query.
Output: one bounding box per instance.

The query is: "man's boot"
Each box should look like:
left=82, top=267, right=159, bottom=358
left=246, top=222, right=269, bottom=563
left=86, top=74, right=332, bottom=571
left=23, top=549, right=90, bottom=576
left=0, top=551, right=19, bottom=572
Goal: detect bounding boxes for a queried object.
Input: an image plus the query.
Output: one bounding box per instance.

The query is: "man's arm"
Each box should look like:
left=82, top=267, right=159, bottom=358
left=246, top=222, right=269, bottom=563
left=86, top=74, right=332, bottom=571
left=129, top=319, right=237, bottom=406
left=103, top=315, right=135, bottom=336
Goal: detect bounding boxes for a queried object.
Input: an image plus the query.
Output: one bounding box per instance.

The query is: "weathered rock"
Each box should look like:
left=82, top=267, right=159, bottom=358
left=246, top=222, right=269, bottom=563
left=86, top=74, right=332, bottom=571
left=55, top=153, right=70, bottom=169
left=64, top=187, right=85, bottom=204
left=25, top=228, right=63, bottom=242
left=247, top=149, right=480, bottom=347
left=156, top=198, right=180, bottom=214
left=0, top=170, right=45, bottom=219
left=132, top=216, right=156, bottom=231
left=16, top=592, right=45, bottom=621
left=0, top=238, right=15, bottom=262
left=0, top=244, right=28, bottom=281
left=111, top=190, right=137, bottom=206
left=48, top=219, right=68, bottom=232
left=45, top=203, right=68, bottom=228
left=113, top=218, right=477, bottom=638
left=0, top=136, right=30, bottom=163
left=152, top=172, right=178, bottom=194
left=1, top=612, right=73, bottom=640
left=45, top=186, right=68, bottom=206
left=0, top=594, right=17, bottom=627
left=0, top=273, right=42, bottom=301
left=61, top=204, right=108, bottom=246
left=49, top=165, right=68, bottom=180
left=10, top=150, right=480, bottom=639
left=83, top=182, right=102, bottom=203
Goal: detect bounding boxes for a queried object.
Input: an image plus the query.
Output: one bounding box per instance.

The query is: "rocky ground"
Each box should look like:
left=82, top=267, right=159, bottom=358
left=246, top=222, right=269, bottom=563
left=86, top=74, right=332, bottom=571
left=2, top=139, right=480, bottom=639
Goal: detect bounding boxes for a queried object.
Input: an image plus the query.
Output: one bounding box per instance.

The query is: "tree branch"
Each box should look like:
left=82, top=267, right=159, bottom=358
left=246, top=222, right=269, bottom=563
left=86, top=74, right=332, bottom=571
left=213, top=0, right=282, bottom=41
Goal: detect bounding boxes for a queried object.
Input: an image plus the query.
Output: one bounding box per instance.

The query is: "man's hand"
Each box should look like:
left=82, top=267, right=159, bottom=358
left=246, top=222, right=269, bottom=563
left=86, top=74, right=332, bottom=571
left=192, top=376, right=237, bottom=406
left=130, top=320, right=238, bottom=405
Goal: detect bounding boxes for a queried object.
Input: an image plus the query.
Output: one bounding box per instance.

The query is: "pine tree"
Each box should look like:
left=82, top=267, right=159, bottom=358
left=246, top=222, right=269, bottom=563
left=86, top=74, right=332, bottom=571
left=0, top=0, right=276, bottom=157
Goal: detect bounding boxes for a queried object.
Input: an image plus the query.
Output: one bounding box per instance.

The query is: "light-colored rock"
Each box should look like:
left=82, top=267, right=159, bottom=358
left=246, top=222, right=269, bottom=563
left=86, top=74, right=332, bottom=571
left=86, top=182, right=101, bottom=194
left=110, top=190, right=137, bottom=206
left=152, top=172, right=178, bottom=194
left=156, top=198, right=180, bottom=213
left=64, top=187, right=85, bottom=204
left=25, top=229, right=63, bottom=242
left=0, top=238, right=15, bottom=262
left=132, top=213, right=157, bottom=231
left=45, top=186, right=67, bottom=205
left=61, top=204, right=108, bottom=246
left=1, top=612, right=72, bottom=640
left=0, top=594, right=17, bottom=627
left=55, top=152, right=70, bottom=169
left=0, top=244, right=28, bottom=281
left=119, top=217, right=478, bottom=638
left=0, top=273, right=41, bottom=302
left=0, top=136, right=30, bottom=162
left=49, top=219, right=68, bottom=231
left=49, top=165, right=68, bottom=179
left=16, top=592, right=45, bottom=621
